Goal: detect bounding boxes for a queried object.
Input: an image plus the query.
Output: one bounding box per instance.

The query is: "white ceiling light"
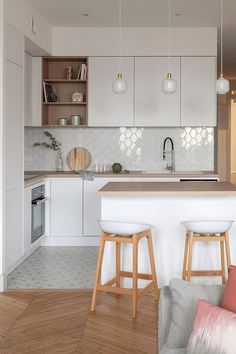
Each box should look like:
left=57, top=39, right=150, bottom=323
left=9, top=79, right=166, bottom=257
left=112, top=0, right=127, bottom=94
left=216, top=0, right=229, bottom=94
left=162, top=0, right=177, bottom=94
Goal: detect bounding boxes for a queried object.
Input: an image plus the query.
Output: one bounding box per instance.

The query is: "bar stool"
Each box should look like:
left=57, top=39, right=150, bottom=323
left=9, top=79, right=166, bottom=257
left=91, top=220, right=158, bottom=319
left=182, top=220, right=233, bottom=284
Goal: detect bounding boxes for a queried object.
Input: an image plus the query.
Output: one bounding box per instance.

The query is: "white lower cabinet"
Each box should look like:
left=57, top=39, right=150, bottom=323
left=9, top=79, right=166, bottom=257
left=49, top=179, right=83, bottom=237
left=47, top=177, right=180, bottom=241
left=5, top=188, right=23, bottom=272
left=83, top=178, right=111, bottom=236
left=83, top=177, right=179, bottom=236
left=24, top=187, right=32, bottom=254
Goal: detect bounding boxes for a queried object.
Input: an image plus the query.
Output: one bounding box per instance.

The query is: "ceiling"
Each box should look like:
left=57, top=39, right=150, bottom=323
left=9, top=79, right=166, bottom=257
left=27, top=0, right=236, bottom=77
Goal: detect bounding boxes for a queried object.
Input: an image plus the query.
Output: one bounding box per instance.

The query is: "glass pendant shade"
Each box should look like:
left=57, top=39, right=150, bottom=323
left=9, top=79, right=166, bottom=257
left=216, top=74, right=229, bottom=94
left=112, top=73, right=127, bottom=94
left=162, top=73, right=177, bottom=94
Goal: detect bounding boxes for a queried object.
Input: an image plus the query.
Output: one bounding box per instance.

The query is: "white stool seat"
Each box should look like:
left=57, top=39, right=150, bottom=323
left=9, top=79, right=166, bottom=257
left=98, top=220, right=153, bottom=237
left=181, top=220, right=233, bottom=234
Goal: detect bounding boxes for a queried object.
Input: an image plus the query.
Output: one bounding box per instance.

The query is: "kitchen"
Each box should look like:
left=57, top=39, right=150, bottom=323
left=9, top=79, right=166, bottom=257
left=2, top=0, right=224, bottom=291
left=1, top=0, right=236, bottom=352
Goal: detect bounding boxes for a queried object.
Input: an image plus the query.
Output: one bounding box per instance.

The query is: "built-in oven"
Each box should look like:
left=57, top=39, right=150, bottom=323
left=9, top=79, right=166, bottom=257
left=31, top=185, right=46, bottom=244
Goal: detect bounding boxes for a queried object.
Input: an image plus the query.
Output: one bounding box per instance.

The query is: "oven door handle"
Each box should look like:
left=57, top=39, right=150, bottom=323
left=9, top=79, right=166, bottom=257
left=32, top=197, right=47, bottom=206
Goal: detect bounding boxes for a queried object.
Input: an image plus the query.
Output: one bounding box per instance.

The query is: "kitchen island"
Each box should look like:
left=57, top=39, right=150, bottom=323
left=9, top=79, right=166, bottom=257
left=98, top=182, right=236, bottom=287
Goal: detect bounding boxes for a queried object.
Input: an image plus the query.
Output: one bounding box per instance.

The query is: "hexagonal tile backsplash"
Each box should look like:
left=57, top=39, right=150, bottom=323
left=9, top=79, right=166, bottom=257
left=25, top=127, right=214, bottom=172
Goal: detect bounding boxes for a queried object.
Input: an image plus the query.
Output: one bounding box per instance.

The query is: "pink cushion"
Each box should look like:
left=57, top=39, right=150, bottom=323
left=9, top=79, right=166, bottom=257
left=220, top=265, right=236, bottom=313
left=187, top=300, right=236, bottom=354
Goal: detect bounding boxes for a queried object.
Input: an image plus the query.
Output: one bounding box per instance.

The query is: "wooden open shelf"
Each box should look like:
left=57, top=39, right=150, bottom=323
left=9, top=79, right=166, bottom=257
left=42, top=57, right=88, bottom=127
left=44, top=79, right=87, bottom=83
left=43, top=102, right=87, bottom=105
left=41, top=125, right=89, bottom=128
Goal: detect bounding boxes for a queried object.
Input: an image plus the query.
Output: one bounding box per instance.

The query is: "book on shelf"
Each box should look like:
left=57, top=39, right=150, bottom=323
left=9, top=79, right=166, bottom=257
left=77, top=64, right=87, bottom=80
left=43, top=82, right=59, bottom=102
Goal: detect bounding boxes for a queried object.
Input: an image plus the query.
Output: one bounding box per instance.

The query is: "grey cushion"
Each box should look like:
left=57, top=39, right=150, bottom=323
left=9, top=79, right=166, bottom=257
left=167, top=278, right=223, bottom=348
left=158, top=286, right=173, bottom=352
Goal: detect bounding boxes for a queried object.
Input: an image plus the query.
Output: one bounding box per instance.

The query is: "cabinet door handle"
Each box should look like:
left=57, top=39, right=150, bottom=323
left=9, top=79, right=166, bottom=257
left=31, top=15, right=36, bottom=34
left=32, top=197, right=47, bottom=206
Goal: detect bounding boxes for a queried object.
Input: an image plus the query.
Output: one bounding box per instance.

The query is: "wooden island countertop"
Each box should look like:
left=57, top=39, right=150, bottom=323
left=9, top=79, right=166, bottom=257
left=98, top=181, right=236, bottom=197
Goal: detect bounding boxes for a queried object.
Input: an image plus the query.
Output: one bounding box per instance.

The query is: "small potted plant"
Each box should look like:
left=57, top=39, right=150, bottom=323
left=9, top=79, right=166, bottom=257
left=33, top=131, right=63, bottom=171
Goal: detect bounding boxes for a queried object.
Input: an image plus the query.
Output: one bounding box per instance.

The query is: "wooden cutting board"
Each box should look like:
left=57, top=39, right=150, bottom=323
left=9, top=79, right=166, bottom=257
left=66, top=147, right=92, bottom=172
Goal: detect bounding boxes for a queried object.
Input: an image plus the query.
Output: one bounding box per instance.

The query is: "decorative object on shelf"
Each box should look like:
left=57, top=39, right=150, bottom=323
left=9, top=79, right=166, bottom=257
left=162, top=0, right=177, bottom=94
left=77, top=64, right=87, bottom=80
left=56, top=151, right=64, bottom=172
left=112, top=162, right=123, bottom=173
left=80, top=170, right=95, bottom=181
left=43, top=82, right=58, bottom=102
left=112, top=0, right=127, bottom=94
left=65, top=66, right=73, bottom=80
left=92, top=163, right=111, bottom=173
left=59, top=118, right=68, bottom=126
left=216, top=0, right=229, bottom=94
left=66, top=147, right=92, bottom=172
left=71, top=115, right=81, bottom=125
left=72, top=92, right=84, bottom=102
left=33, top=131, right=64, bottom=171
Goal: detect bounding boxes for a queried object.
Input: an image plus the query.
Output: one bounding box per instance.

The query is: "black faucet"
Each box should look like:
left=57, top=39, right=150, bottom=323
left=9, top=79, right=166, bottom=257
left=162, top=137, right=175, bottom=172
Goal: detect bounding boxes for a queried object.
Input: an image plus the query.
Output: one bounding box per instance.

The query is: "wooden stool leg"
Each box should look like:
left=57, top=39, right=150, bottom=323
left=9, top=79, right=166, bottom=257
left=116, top=242, right=121, bottom=287
left=187, top=232, right=194, bottom=281
left=225, top=231, right=231, bottom=271
left=182, top=233, right=189, bottom=280
left=147, top=230, right=159, bottom=302
left=132, top=235, right=138, bottom=319
left=91, top=232, right=106, bottom=312
left=220, top=239, right=226, bottom=285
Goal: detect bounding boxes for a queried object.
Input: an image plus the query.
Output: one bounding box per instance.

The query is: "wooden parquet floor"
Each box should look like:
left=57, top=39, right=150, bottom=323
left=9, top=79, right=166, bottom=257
left=0, top=289, right=158, bottom=354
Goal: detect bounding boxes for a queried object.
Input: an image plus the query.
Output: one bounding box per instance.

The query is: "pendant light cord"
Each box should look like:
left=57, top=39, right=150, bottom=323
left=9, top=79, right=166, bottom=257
left=118, top=0, right=122, bottom=73
left=168, top=0, right=171, bottom=73
left=220, top=0, right=223, bottom=75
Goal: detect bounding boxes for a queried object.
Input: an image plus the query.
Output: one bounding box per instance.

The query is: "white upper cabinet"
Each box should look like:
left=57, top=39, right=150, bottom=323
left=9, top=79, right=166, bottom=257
left=135, top=57, right=181, bottom=127
left=181, top=57, right=216, bottom=127
left=88, top=57, right=134, bottom=127
left=24, top=53, right=42, bottom=126
left=5, top=60, right=24, bottom=191
left=5, top=24, right=24, bottom=191
left=6, top=23, right=24, bottom=67
left=6, top=0, right=52, bottom=55
left=24, top=52, right=32, bottom=126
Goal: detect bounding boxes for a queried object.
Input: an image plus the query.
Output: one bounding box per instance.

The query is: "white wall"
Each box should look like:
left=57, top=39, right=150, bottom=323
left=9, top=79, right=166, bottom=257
left=6, top=0, right=52, bottom=55
left=0, top=0, right=5, bottom=291
left=53, top=27, right=217, bottom=56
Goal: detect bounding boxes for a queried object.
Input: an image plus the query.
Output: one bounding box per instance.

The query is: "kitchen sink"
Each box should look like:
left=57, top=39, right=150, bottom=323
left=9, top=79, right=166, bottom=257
left=141, top=171, right=204, bottom=174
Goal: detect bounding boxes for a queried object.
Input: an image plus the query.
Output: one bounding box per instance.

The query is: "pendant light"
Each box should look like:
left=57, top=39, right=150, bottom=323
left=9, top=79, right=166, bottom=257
left=162, top=0, right=177, bottom=94
left=216, top=0, right=229, bottom=94
left=112, top=0, right=127, bottom=94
